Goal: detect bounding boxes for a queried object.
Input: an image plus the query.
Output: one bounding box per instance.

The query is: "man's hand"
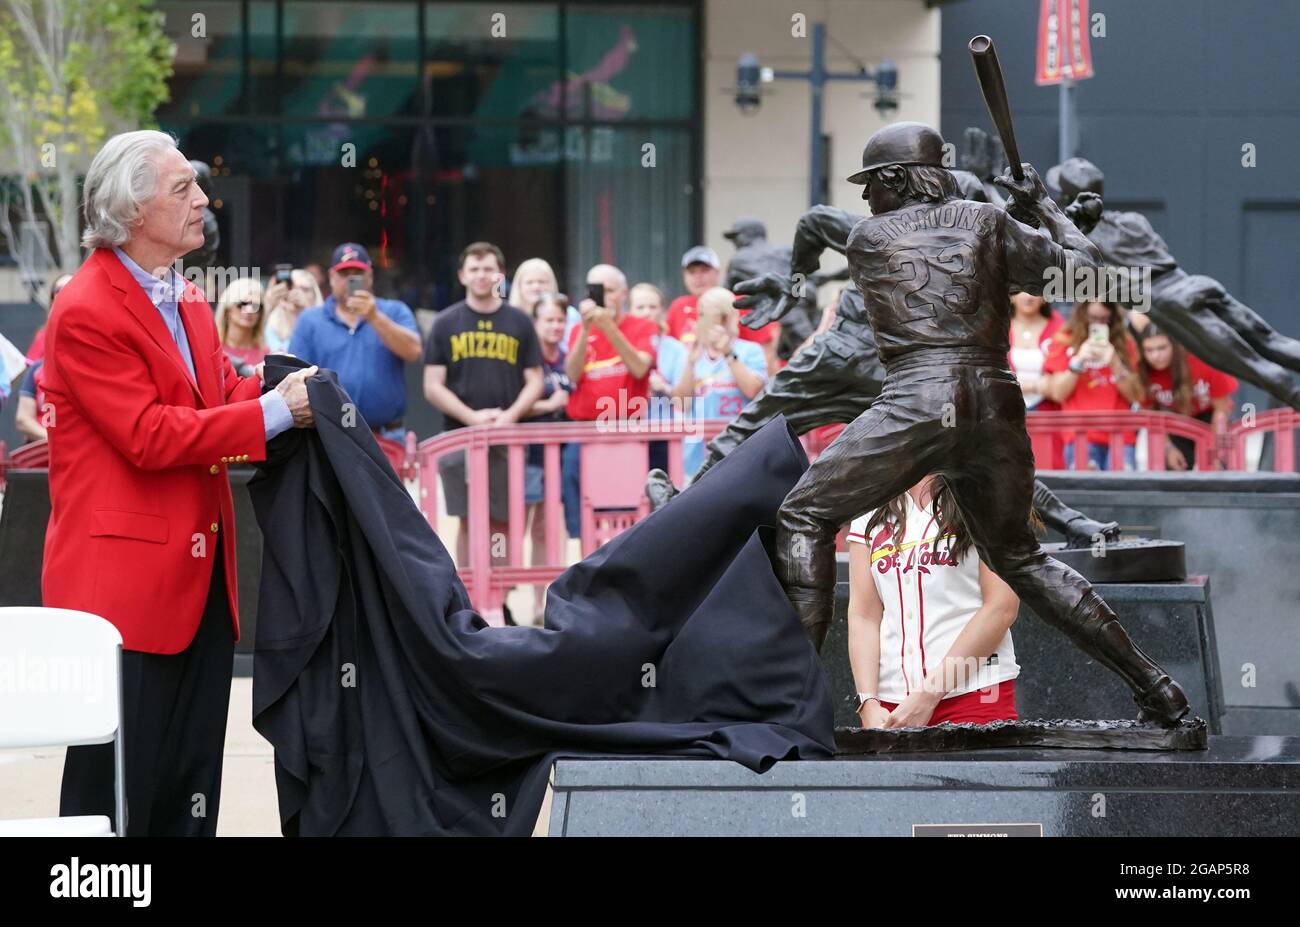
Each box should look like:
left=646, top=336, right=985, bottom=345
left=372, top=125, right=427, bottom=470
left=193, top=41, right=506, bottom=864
left=347, top=290, right=378, bottom=322
left=1166, top=444, right=1190, bottom=471
left=578, top=297, right=611, bottom=330
left=470, top=407, right=503, bottom=426
left=274, top=365, right=319, bottom=428
left=578, top=298, right=615, bottom=333
left=733, top=272, right=797, bottom=329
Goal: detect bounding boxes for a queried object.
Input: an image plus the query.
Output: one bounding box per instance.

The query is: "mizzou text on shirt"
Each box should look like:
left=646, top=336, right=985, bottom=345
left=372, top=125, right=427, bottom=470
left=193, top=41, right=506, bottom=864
left=424, top=299, right=543, bottom=429
left=847, top=495, right=1019, bottom=704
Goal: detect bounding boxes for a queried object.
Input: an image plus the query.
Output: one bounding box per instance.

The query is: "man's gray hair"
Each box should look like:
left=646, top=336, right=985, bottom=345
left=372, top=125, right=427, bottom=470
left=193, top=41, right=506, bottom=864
left=81, top=130, right=179, bottom=249
left=586, top=263, right=627, bottom=290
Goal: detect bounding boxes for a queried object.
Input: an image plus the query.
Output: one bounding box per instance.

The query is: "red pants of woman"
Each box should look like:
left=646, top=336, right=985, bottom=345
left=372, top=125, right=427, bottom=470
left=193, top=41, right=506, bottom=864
left=880, top=679, right=1018, bottom=725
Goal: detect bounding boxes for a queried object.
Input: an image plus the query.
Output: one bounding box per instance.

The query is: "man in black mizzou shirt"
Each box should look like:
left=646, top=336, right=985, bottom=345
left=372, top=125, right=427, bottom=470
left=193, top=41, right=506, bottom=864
left=423, top=241, right=543, bottom=589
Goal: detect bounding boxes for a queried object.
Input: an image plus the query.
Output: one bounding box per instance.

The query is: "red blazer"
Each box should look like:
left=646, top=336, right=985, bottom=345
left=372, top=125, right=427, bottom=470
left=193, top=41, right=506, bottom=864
left=41, top=248, right=268, bottom=653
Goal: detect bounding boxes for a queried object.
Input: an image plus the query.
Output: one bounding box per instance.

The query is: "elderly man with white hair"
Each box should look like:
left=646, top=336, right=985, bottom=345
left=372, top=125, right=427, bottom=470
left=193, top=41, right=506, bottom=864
left=40, top=130, right=318, bottom=835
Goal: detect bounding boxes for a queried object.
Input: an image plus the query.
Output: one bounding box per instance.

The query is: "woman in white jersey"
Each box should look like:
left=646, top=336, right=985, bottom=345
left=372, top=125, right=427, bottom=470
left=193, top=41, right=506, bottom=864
left=847, top=473, right=1022, bottom=728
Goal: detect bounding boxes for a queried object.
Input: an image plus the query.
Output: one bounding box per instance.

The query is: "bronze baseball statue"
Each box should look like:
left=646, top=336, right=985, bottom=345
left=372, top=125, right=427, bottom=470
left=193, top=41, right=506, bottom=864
left=766, top=102, right=1187, bottom=725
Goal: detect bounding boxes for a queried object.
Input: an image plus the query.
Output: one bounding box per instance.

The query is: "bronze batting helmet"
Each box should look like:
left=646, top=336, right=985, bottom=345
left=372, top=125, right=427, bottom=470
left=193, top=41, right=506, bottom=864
left=847, top=122, right=946, bottom=185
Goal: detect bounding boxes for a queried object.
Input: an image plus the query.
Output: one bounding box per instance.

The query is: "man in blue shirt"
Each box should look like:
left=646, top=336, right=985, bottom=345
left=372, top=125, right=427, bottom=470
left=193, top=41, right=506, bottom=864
left=288, top=243, right=423, bottom=440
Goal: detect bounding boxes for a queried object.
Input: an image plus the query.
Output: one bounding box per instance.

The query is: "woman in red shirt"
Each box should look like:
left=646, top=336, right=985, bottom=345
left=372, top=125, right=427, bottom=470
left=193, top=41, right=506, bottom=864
left=1136, top=323, right=1237, bottom=470
left=1042, top=301, right=1144, bottom=470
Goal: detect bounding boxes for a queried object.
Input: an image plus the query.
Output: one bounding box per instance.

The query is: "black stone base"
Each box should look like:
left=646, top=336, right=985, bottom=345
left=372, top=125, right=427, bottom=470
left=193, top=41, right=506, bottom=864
left=1038, top=472, right=1300, bottom=735
left=546, top=735, right=1300, bottom=836
left=835, top=717, right=1208, bottom=754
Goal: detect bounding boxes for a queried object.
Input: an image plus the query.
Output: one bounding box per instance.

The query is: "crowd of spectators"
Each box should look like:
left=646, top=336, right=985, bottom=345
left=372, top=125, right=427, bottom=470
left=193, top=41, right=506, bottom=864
left=1, top=240, right=1248, bottom=560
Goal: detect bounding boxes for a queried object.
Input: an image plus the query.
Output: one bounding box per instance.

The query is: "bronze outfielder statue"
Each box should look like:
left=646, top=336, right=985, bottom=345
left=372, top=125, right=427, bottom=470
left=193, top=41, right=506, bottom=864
left=1049, top=157, right=1300, bottom=410
left=770, top=121, right=1188, bottom=726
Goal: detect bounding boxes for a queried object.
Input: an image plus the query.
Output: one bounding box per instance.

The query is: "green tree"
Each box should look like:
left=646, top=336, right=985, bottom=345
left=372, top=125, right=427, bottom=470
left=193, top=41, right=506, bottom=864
left=0, top=0, right=173, bottom=289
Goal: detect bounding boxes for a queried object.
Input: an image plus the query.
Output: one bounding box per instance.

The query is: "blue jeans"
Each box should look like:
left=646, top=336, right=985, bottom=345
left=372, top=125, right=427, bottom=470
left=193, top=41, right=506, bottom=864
left=1064, top=441, right=1136, bottom=471
left=561, top=441, right=582, bottom=538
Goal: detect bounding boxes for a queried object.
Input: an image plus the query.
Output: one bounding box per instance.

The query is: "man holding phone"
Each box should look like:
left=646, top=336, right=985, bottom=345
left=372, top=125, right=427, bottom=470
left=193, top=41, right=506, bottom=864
left=564, top=264, right=656, bottom=420
left=287, top=242, right=422, bottom=441
left=558, top=264, right=658, bottom=535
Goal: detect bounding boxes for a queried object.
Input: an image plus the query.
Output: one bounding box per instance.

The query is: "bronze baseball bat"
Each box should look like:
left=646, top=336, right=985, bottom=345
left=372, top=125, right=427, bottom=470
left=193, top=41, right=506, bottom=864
left=968, top=34, right=1024, bottom=182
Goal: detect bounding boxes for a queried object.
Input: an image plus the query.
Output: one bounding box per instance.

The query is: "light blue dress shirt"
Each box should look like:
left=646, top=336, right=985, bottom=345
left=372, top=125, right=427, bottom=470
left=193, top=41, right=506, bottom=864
left=113, top=248, right=294, bottom=439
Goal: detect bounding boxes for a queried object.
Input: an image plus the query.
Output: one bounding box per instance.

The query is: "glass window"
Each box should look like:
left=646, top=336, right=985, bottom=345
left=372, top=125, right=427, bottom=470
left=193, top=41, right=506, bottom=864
left=564, top=3, right=695, bottom=121
left=272, top=124, right=420, bottom=282
left=564, top=126, right=694, bottom=296
left=424, top=3, right=561, bottom=120
left=253, top=2, right=421, bottom=117
left=156, top=1, right=246, bottom=118
left=422, top=124, right=565, bottom=307
left=157, top=2, right=698, bottom=312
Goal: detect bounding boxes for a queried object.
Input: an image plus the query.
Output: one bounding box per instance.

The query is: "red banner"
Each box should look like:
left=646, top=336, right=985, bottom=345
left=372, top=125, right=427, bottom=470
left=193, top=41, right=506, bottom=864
left=1036, top=0, right=1094, bottom=85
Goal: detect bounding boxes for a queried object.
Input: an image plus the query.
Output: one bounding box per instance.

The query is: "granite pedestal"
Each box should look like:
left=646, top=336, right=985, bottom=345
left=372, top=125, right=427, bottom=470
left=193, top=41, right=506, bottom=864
left=545, top=735, right=1300, bottom=836
left=1039, top=472, right=1300, bottom=735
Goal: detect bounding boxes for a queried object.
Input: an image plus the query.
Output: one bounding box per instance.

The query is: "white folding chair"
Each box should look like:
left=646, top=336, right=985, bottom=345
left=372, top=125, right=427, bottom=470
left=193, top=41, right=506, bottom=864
left=0, top=607, right=125, bottom=837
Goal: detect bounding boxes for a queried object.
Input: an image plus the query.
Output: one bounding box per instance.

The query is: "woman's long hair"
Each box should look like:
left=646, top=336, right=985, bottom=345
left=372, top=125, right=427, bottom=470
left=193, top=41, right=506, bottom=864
left=863, top=475, right=1044, bottom=563
left=863, top=476, right=974, bottom=564
left=1136, top=322, right=1194, bottom=414
left=1062, top=300, right=1131, bottom=370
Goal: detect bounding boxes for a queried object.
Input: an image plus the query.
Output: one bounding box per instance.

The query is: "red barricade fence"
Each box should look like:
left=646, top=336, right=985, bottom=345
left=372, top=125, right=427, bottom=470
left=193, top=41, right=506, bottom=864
left=1024, top=409, right=1293, bottom=471
left=3, top=411, right=1295, bottom=616
left=415, top=419, right=729, bottom=622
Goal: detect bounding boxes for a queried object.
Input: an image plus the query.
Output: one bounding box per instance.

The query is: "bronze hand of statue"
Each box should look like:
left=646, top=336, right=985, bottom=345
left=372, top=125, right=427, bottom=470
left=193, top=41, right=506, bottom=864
left=1064, top=191, right=1104, bottom=235
left=734, top=272, right=798, bottom=330
left=993, top=162, right=1049, bottom=229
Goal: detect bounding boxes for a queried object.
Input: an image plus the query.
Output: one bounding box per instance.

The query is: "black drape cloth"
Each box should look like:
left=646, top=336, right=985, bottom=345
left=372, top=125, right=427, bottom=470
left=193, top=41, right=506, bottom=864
left=249, top=356, right=835, bottom=836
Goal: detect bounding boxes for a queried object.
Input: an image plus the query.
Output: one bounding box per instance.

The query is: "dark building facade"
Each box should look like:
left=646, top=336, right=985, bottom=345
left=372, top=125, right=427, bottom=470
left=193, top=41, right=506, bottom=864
left=941, top=0, right=1300, bottom=415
